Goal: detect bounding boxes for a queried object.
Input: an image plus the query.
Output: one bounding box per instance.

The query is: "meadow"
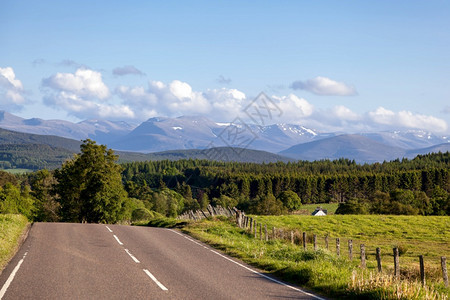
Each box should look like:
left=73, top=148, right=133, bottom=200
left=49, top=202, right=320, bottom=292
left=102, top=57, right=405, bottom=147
left=181, top=214, right=449, bottom=299
left=251, top=214, right=449, bottom=269
left=296, top=203, right=339, bottom=215
left=1, top=169, right=33, bottom=175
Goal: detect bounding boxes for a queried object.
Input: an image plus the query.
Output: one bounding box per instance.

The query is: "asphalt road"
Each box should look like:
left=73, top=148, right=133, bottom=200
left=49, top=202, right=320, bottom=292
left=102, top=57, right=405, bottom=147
left=0, top=223, right=324, bottom=299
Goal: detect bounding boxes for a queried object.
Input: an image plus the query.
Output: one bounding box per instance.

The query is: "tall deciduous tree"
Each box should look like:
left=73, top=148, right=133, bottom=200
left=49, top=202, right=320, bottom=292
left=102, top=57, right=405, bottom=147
left=54, top=139, right=127, bottom=223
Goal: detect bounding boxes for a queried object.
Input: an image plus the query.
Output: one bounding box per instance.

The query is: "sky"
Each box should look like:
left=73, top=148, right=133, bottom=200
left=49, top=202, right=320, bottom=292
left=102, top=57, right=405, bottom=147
left=1, top=1, right=449, bottom=134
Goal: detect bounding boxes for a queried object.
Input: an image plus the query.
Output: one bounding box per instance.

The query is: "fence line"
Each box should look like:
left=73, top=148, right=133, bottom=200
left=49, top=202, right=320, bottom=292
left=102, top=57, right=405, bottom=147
left=177, top=205, right=236, bottom=220
left=179, top=207, right=448, bottom=286
left=233, top=213, right=449, bottom=286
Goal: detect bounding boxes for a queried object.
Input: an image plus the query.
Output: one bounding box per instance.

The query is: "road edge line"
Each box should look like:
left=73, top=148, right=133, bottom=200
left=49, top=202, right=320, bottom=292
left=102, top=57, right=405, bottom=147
left=0, top=252, right=28, bottom=300
left=143, top=269, right=168, bottom=291
left=168, top=229, right=325, bottom=300
left=113, top=235, right=123, bottom=245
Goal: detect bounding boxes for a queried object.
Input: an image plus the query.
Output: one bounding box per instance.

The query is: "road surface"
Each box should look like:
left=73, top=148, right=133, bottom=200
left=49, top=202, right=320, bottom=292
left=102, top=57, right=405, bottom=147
left=0, top=223, right=324, bottom=299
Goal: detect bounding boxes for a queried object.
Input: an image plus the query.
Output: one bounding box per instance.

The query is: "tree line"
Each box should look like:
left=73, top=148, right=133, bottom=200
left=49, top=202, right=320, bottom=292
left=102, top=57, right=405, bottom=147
left=121, top=152, right=449, bottom=216
left=1, top=140, right=449, bottom=223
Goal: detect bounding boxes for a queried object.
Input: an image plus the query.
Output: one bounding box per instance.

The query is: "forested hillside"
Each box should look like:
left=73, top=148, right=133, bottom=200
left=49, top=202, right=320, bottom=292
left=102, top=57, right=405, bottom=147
left=0, top=144, right=74, bottom=170
left=122, top=152, right=450, bottom=216
left=0, top=128, right=81, bottom=151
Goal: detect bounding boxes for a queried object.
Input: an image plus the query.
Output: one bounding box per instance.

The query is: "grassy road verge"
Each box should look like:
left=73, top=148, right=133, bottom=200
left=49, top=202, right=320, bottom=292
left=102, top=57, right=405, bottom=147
left=0, top=214, right=29, bottom=272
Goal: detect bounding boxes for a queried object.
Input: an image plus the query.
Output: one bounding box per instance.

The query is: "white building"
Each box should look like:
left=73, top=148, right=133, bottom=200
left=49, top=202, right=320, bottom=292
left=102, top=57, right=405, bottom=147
left=311, top=207, right=327, bottom=216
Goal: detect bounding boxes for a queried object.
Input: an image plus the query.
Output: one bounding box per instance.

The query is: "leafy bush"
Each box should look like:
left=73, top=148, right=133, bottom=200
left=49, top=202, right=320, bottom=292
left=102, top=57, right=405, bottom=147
left=131, top=208, right=154, bottom=222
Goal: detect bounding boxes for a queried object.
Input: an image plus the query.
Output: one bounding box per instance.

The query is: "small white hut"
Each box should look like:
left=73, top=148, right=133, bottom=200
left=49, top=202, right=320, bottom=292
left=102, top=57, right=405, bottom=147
left=311, top=207, right=327, bottom=216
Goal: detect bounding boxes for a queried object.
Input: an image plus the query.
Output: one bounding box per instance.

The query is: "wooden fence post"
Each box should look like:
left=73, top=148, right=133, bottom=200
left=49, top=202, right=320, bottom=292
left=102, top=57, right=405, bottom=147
left=272, top=227, right=276, bottom=240
left=302, top=232, right=307, bottom=250
left=336, top=238, right=340, bottom=256
left=376, top=247, right=382, bottom=273
left=348, top=239, right=353, bottom=260
left=442, top=256, right=448, bottom=287
left=313, top=234, right=317, bottom=251
left=419, top=255, right=425, bottom=286
left=249, top=217, right=253, bottom=232
left=360, top=244, right=366, bottom=269
left=291, top=231, right=294, bottom=244
left=259, top=223, right=262, bottom=240
left=254, top=221, right=257, bottom=238
left=265, top=224, right=268, bottom=242
left=393, top=248, right=400, bottom=278
left=325, top=235, right=329, bottom=250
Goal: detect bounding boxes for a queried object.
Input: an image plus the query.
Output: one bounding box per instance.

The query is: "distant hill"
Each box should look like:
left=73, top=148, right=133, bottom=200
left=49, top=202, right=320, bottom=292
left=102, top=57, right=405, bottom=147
left=147, top=147, right=294, bottom=163
left=0, top=128, right=81, bottom=152
left=0, top=128, right=80, bottom=170
left=280, top=134, right=407, bottom=163
left=405, top=143, right=450, bottom=158
left=360, top=130, right=449, bottom=149
left=280, top=134, right=450, bottom=163
left=0, top=144, right=74, bottom=170
left=0, top=128, right=293, bottom=170
left=0, top=111, right=135, bottom=145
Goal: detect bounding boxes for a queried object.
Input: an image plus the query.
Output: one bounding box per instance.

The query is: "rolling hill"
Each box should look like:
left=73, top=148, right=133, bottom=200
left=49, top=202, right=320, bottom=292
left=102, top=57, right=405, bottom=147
left=0, top=111, right=135, bottom=145
left=0, top=128, right=293, bottom=170
left=280, top=134, right=450, bottom=163
left=0, top=127, right=82, bottom=152
left=146, top=147, right=293, bottom=163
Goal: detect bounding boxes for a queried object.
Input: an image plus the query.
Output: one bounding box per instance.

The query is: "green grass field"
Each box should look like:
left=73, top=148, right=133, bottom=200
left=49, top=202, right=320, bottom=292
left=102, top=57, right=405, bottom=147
left=0, top=214, right=29, bottom=271
left=250, top=214, right=449, bottom=270
left=180, top=214, right=449, bottom=299
left=1, top=168, right=33, bottom=174
left=297, top=203, right=339, bottom=215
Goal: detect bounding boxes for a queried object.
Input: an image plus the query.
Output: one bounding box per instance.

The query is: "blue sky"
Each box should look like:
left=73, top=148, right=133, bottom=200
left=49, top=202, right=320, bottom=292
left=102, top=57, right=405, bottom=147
left=1, top=1, right=449, bottom=134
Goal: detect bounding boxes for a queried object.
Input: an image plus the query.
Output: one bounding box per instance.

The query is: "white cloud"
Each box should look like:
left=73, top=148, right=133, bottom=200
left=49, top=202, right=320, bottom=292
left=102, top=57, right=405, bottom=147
left=37, top=67, right=448, bottom=134
left=333, top=105, right=361, bottom=121
left=296, top=106, right=367, bottom=133
left=368, top=107, right=448, bottom=133
left=43, top=68, right=110, bottom=100
left=272, top=94, right=314, bottom=123
left=290, top=76, right=357, bottom=96
left=0, top=67, right=28, bottom=111
left=169, top=80, right=193, bottom=99
left=368, top=107, right=396, bottom=124
left=116, top=80, right=247, bottom=121
left=42, top=68, right=135, bottom=120
left=0, top=67, right=23, bottom=90
left=204, top=88, right=246, bottom=119
left=43, top=91, right=134, bottom=120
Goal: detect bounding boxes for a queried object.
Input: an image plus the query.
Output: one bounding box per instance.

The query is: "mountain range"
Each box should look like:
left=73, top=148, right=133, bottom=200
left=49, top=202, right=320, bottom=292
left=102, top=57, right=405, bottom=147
left=0, top=127, right=291, bottom=170
left=0, top=111, right=449, bottom=164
